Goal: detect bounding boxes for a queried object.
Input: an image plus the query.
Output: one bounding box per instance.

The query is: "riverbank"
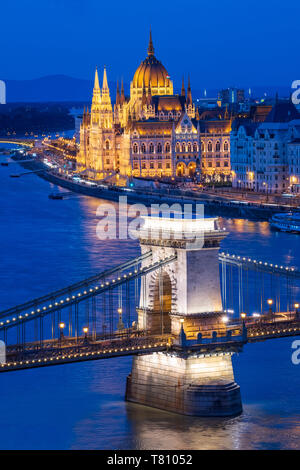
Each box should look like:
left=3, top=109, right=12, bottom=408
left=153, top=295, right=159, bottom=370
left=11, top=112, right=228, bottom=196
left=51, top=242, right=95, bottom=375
left=12, top=154, right=297, bottom=221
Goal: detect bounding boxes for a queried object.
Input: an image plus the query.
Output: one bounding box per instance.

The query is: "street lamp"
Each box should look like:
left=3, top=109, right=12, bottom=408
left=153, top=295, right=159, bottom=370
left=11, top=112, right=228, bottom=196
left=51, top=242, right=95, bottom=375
left=117, top=308, right=124, bottom=331
left=83, top=327, right=89, bottom=343
left=59, top=322, right=65, bottom=339
left=267, top=299, right=273, bottom=314
left=295, top=303, right=299, bottom=318
left=83, top=327, right=88, bottom=335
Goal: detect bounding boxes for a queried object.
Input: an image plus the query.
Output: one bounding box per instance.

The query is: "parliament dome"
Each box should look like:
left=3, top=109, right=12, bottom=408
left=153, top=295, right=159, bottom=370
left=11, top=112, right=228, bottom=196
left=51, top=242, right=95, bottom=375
left=132, top=31, right=170, bottom=89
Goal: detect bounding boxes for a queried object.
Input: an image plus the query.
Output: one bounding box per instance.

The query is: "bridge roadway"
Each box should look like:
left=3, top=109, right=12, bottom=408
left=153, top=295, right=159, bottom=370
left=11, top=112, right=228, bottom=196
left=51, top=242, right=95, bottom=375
left=1, top=332, right=171, bottom=373
left=2, top=315, right=300, bottom=373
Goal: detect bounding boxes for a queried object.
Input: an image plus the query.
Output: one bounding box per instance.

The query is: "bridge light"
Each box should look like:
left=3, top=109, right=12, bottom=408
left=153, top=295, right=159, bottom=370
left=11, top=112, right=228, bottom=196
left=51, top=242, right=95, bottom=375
left=267, top=299, right=273, bottom=306
left=59, top=322, right=65, bottom=329
left=222, top=315, right=229, bottom=323
left=295, top=303, right=299, bottom=309
left=240, top=313, right=246, bottom=319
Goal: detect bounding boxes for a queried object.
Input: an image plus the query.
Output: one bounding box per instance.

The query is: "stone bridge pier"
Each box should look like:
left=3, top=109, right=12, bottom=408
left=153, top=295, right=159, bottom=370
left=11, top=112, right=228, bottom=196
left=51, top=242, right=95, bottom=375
left=126, top=215, right=242, bottom=416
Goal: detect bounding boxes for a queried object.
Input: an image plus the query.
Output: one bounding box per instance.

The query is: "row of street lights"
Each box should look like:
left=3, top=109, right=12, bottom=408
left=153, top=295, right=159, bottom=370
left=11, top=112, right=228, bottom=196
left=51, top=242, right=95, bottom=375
left=221, top=299, right=300, bottom=324
left=59, top=322, right=89, bottom=339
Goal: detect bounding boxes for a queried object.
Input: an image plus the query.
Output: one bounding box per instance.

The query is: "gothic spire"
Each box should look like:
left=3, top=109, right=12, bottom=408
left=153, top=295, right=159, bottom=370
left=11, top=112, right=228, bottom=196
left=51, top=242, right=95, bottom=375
left=116, top=80, right=120, bottom=106
left=121, top=79, right=125, bottom=105
left=92, top=67, right=101, bottom=107
left=94, top=67, right=100, bottom=90
left=181, top=76, right=185, bottom=97
left=147, top=27, right=154, bottom=57
left=187, top=76, right=192, bottom=105
left=102, top=66, right=109, bottom=91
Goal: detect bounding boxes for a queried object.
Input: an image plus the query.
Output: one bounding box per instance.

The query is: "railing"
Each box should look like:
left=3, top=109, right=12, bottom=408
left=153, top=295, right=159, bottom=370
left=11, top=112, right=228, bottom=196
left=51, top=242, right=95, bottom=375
left=1, top=333, right=171, bottom=373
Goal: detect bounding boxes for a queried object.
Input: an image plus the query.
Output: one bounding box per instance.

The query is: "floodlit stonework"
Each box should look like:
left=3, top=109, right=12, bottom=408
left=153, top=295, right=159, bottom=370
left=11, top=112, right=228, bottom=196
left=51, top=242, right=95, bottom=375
left=126, top=215, right=243, bottom=416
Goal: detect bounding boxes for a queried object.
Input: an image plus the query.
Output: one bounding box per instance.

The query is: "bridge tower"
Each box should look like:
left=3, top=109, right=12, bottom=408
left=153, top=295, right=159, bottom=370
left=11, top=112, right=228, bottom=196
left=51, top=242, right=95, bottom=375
left=126, top=215, right=243, bottom=416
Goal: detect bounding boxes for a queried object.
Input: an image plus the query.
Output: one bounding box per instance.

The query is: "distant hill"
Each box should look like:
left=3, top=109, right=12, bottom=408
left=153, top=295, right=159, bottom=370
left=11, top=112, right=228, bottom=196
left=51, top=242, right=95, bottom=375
left=2, top=75, right=292, bottom=103
left=3, top=75, right=117, bottom=103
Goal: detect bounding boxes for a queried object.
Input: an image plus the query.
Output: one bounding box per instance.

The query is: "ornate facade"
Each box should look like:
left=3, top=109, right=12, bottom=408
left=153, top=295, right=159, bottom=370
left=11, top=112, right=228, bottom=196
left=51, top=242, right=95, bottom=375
left=77, top=32, right=202, bottom=180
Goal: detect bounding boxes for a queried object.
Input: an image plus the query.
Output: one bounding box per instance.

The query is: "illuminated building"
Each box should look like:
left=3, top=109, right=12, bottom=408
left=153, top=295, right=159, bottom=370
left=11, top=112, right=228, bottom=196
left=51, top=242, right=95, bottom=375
left=198, top=110, right=232, bottom=182
left=231, top=100, right=300, bottom=193
left=78, top=31, right=201, bottom=181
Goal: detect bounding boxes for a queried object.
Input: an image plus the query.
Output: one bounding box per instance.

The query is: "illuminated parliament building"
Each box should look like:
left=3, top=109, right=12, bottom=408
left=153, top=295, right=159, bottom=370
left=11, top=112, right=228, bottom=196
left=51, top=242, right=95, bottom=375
left=77, top=31, right=231, bottom=182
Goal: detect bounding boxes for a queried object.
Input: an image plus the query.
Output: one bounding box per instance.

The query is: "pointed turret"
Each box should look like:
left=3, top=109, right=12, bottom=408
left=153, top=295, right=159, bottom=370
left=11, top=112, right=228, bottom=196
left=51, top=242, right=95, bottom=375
left=121, top=79, right=125, bottom=105
left=92, top=67, right=101, bottom=108
left=102, top=66, right=109, bottom=91
left=101, top=66, right=112, bottom=107
left=116, top=80, right=120, bottom=106
left=94, top=67, right=100, bottom=90
left=186, top=76, right=192, bottom=105
left=181, top=76, right=185, bottom=97
left=100, top=67, right=113, bottom=128
left=147, top=27, right=154, bottom=57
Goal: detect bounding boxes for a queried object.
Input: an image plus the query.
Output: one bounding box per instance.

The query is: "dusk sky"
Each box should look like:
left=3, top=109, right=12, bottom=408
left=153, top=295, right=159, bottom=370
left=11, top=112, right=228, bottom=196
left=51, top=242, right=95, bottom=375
left=1, top=0, right=299, bottom=90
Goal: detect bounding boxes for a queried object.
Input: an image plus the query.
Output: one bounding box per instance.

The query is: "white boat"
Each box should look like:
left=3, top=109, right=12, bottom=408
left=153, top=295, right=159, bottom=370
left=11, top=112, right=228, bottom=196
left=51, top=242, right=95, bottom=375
left=270, top=212, right=300, bottom=233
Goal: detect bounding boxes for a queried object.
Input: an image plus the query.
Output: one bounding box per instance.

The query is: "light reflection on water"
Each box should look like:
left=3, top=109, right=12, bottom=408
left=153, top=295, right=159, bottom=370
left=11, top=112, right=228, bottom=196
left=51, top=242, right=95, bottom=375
left=0, top=155, right=300, bottom=449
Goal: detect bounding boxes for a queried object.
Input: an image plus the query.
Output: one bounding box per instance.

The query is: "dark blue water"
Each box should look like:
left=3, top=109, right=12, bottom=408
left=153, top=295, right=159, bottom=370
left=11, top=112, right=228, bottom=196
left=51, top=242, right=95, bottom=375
left=0, top=149, right=300, bottom=450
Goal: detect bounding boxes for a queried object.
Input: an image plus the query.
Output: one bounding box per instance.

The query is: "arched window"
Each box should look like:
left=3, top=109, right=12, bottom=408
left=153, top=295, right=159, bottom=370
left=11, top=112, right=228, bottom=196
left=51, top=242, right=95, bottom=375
left=149, top=142, right=154, bottom=153
left=193, top=142, right=198, bottom=152
left=105, top=140, right=110, bottom=150
left=141, top=143, right=146, bottom=153
left=215, top=141, right=220, bottom=152
left=188, top=142, right=192, bottom=152
left=157, top=142, right=162, bottom=153
left=207, top=141, right=212, bottom=152
left=176, top=142, right=181, bottom=152
left=224, top=141, right=229, bottom=151
left=201, top=141, right=204, bottom=152
left=165, top=142, right=171, bottom=153
left=182, top=142, right=186, bottom=153
left=133, top=143, right=138, bottom=154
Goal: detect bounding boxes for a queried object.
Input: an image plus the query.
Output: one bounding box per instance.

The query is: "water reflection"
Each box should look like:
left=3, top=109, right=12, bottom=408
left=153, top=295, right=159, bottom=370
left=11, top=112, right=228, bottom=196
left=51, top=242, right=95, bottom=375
left=1, top=153, right=300, bottom=449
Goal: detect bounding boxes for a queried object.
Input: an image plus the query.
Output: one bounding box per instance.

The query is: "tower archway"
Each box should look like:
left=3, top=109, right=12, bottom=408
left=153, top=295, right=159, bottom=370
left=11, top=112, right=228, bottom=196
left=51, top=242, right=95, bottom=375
left=148, top=270, right=172, bottom=334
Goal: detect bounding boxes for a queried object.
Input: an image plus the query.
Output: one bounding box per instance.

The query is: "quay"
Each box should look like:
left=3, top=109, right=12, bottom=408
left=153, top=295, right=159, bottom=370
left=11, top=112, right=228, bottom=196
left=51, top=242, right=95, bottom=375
left=11, top=153, right=298, bottom=221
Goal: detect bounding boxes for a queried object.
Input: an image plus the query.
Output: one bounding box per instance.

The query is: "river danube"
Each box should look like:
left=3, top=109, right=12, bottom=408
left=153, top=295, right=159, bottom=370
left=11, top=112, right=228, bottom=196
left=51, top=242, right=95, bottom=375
left=0, top=149, right=300, bottom=450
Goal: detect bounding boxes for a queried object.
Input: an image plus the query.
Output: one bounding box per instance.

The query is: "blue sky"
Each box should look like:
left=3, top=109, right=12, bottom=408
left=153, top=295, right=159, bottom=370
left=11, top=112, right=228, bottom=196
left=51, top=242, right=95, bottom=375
left=1, top=0, right=299, bottom=90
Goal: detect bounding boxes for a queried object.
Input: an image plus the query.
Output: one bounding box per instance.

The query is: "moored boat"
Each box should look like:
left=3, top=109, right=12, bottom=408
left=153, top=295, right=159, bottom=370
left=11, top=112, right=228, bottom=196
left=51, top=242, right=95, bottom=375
left=270, top=212, right=300, bottom=233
